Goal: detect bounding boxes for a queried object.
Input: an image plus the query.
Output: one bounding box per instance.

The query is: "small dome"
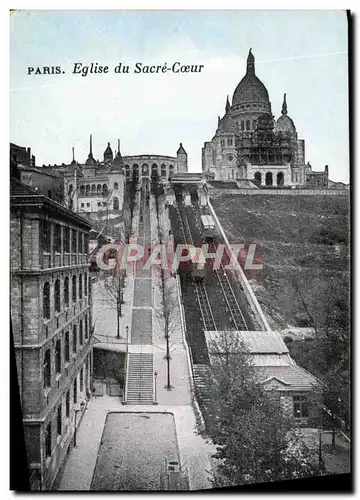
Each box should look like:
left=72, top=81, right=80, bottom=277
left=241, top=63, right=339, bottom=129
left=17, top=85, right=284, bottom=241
left=276, top=114, right=296, bottom=134
left=104, top=142, right=113, bottom=155
left=275, top=93, right=296, bottom=134
left=217, top=114, right=238, bottom=134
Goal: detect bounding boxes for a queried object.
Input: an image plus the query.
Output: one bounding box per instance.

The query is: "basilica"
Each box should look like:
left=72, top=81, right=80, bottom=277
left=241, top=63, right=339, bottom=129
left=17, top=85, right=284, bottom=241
left=202, top=49, right=329, bottom=188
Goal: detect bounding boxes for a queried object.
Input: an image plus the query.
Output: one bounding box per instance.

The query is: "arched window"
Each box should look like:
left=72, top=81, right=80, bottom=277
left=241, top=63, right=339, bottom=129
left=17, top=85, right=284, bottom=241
left=161, top=164, right=167, bottom=178
left=55, top=339, right=61, bottom=373
left=45, top=423, right=51, bottom=457
left=72, top=275, right=77, bottom=302
left=151, top=164, right=158, bottom=175
left=79, top=319, right=83, bottom=346
left=57, top=405, right=62, bottom=436
left=72, top=325, right=77, bottom=354
left=113, top=197, right=119, bottom=210
left=246, top=120, right=250, bottom=131
left=64, top=331, right=70, bottom=363
left=241, top=121, right=245, bottom=131
left=80, top=185, right=85, bottom=196
left=91, top=184, right=96, bottom=193
left=169, top=165, right=174, bottom=174
left=43, top=282, right=50, bottom=319
left=102, top=184, right=108, bottom=194
left=266, top=172, right=273, bottom=186
left=277, top=172, right=284, bottom=187
left=84, top=273, right=88, bottom=296
left=44, top=349, right=51, bottom=387
left=125, top=165, right=130, bottom=178
left=64, top=277, right=69, bottom=307
left=113, top=182, right=118, bottom=190
left=97, top=184, right=102, bottom=193
left=55, top=279, right=61, bottom=313
left=142, top=164, right=148, bottom=175
left=254, top=172, right=262, bottom=186
left=252, top=120, right=257, bottom=130
left=79, top=274, right=83, bottom=300
left=85, top=185, right=90, bottom=195
left=73, top=378, right=77, bottom=404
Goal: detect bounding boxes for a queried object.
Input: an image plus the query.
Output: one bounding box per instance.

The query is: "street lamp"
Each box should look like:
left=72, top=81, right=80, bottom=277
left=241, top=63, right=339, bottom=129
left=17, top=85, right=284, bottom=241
left=74, top=400, right=86, bottom=447
left=154, top=371, right=158, bottom=405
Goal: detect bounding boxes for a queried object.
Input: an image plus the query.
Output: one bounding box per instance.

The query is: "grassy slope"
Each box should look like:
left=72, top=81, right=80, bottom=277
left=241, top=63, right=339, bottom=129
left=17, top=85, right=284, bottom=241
left=211, top=194, right=350, bottom=330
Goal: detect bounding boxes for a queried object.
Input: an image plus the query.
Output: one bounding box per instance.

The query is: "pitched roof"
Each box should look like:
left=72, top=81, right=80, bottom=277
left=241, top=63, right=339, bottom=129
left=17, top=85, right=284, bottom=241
left=257, top=365, right=320, bottom=391
left=10, top=178, right=38, bottom=196
left=205, top=330, right=289, bottom=355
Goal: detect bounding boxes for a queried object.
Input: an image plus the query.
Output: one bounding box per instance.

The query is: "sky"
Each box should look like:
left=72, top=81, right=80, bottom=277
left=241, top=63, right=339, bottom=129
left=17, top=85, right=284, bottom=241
left=10, top=10, right=349, bottom=182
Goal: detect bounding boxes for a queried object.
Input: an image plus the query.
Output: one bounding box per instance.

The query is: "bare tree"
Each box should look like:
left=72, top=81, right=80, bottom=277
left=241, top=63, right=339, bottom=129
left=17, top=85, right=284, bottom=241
left=155, top=270, right=180, bottom=390
left=102, top=267, right=127, bottom=339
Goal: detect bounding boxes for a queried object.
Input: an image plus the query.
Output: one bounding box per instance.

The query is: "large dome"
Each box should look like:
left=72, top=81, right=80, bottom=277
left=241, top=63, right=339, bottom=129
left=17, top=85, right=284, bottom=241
left=232, top=49, right=270, bottom=107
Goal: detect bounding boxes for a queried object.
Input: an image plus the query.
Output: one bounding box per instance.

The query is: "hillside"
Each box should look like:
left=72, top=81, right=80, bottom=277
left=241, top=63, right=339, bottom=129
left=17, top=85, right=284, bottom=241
left=211, top=194, right=350, bottom=331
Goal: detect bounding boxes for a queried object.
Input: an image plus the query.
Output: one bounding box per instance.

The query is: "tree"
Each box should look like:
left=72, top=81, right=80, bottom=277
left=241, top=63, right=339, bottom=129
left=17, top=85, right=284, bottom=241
left=155, top=271, right=180, bottom=390
left=102, top=267, right=127, bottom=339
left=205, top=331, right=322, bottom=487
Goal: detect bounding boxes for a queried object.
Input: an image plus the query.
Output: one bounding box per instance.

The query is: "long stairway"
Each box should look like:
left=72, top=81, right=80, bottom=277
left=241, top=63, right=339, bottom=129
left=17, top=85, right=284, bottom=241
left=126, top=353, right=154, bottom=405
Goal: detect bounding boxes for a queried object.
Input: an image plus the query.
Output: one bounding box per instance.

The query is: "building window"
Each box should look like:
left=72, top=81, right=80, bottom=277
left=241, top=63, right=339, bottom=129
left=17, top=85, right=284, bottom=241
left=72, top=325, right=77, bottom=354
left=266, top=172, right=273, bottom=186
left=114, top=182, right=118, bottom=190
left=102, top=184, right=108, bottom=194
left=113, top=197, right=119, bottom=210
left=44, top=350, right=51, bottom=388
left=57, top=405, right=62, bottom=435
left=80, top=368, right=84, bottom=392
left=97, top=202, right=101, bottom=207
left=161, top=165, right=167, bottom=178
left=91, top=184, right=96, bottom=193
left=53, top=224, right=62, bottom=253
left=55, top=339, right=61, bottom=374
left=72, top=275, right=77, bottom=302
left=55, top=279, right=61, bottom=313
left=45, top=423, right=51, bottom=457
left=84, top=274, right=88, bottom=296
left=80, top=185, right=85, bottom=196
left=79, top=274, right=83, bottom=300
left=85, top=185, right=90, bottom=196
left=220, top=139, right=225, bottom=147
left=42, top=220, right=51, bottom=253
left=72, top=230, right=77, bottom=254
left=246, top=120, right=250, bottom=131
left=43, top=282, right=50, bottom=319
left=78, top=233, right=83, bottom=254
left=84, top=234, right=89, bottom=255
left=66, top=390, right=70, bottom=418
left=81, top=203, right=85, bottom=208
left=64, top=277, right=69, bottom=307
left=87, top=203, right=90, bottom=208
left=97, top=184, right=101, bottom=194
left=293, top=395, right=309, bottom=418
left=241, top=121, right=244, bottom=131
left=85, top=315, right=88, bottom=339
left=65, top=332, right=69, bottom=363
left=64, top=227, right=70, bottom=253
left=73, top=378, right=77, bottom=404
left=227, top=138, right=233, bottom=146
left=79, top=319, right=83, bottom=346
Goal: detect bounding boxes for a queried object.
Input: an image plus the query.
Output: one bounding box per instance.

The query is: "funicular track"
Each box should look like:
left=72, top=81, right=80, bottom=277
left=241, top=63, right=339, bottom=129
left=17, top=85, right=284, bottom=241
left=175, top=202, right=217, bottom=332
left=183, top=204, right=249, bottom=332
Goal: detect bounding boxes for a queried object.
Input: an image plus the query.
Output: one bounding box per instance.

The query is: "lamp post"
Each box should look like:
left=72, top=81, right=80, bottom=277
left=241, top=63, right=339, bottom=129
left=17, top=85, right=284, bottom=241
left=74, top=400, right=85, bottom=447
left=154, top=371, right=158, bottom=405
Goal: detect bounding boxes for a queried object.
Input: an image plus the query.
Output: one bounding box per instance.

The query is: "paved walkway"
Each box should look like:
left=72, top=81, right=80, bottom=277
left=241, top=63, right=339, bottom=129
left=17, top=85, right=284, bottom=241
left=58, top=190, right=215, bottom=491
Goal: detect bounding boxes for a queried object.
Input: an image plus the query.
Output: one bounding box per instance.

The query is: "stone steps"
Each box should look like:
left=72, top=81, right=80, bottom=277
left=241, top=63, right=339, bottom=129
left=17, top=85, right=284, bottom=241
left=126, top=353, right=154, bottom=404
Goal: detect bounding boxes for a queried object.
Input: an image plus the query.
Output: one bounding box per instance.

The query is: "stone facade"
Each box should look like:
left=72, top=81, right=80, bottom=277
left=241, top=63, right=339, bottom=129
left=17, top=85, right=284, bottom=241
left=10, top=184, right=93, bottom=490
left=202, top=49, right=329, bottom=188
